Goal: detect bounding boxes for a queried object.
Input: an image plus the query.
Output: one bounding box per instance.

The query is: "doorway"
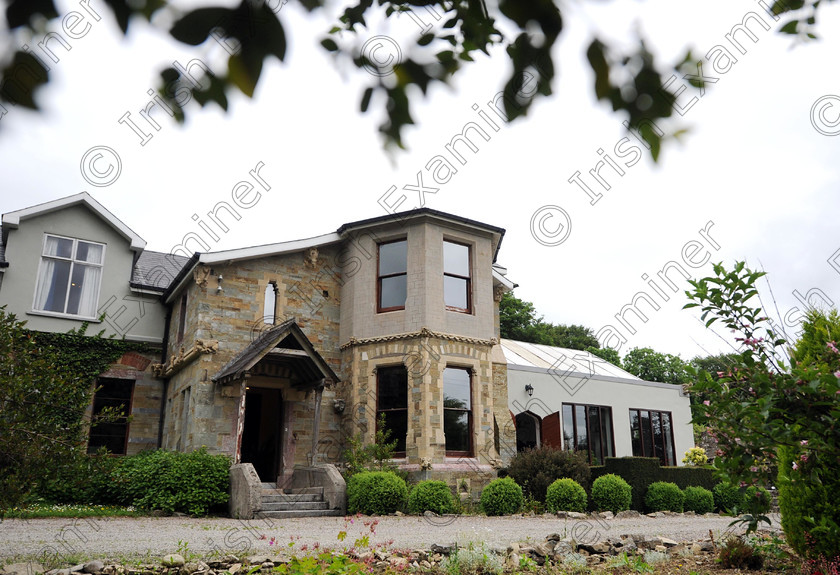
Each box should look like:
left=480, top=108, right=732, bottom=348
left=240, top=387, right=283, bottom=482
left=515, top=412, right=541, bottom=452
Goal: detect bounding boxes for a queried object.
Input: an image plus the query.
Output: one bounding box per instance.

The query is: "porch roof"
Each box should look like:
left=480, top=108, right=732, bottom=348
left=212, top=318, right=339, bottom=387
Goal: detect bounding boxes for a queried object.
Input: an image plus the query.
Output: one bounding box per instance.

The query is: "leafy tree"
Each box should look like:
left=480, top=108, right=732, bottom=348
left=690, top=353, right=743, bottom=380
left=585, top=345, right=621, bottom=368
left=685, top=262, right=840, bottom=558
left=622, top=347, right=689, bottom=384
left=2, top=1, right=828, bottom=153
left=499, top=292, right=598, bottom=350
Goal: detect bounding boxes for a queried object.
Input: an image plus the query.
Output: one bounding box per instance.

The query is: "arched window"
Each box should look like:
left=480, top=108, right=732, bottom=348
left=264, top=283, right=277, bottom=324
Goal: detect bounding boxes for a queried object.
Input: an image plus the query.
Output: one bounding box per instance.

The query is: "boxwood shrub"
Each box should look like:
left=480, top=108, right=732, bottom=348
left=347, top=471, right=408, bottom=515
left=591, top=474, right=631, bottom=513
left=645, top=481, right=684, bottom=513
left=408, top=480, right=456, bottom=515
left=480, top=477, right=523, bottom=516
left=683, top=486, right=714, bottom=514
left=713, top=482, right=741, bottom=514
left=545, top=478, right=587, bottom=513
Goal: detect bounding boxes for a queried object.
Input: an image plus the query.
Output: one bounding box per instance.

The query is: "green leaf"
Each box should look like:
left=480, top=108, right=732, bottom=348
left=321, top=38, right=339, bottom=52
left=360, top=87, right=373, bottom=112
left=171, top=8, right=233, bottom=45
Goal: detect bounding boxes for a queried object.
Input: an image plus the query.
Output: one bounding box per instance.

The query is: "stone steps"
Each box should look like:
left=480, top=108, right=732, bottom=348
left=257, top=484, right=335, bottom=518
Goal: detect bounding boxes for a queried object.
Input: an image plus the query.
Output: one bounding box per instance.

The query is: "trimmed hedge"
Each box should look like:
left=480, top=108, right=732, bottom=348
left=408, top=480, right=456, bottom=515
left=480, top=477, right=523, bottom=516
left=347, top=471, right=408, bottom=515
left=644, top=481, right=684, bottom=512
left=545, top=478, right=587, bottom=513
left=683, top=486, right=714, bottom=514
left=591, top=474, right=631, bottom=513
left=590, top=457, right=715, bottom=512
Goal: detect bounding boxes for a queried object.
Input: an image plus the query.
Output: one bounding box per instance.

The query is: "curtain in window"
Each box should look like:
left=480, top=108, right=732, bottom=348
left=74, top=264, right=102, bottom=317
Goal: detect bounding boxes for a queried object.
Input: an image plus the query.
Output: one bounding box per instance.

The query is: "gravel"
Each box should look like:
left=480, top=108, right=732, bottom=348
left=0, top=514, right=781, bottom=561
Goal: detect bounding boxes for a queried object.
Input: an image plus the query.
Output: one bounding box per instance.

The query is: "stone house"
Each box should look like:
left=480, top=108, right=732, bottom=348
left=0, top=192, right=694, bottom=516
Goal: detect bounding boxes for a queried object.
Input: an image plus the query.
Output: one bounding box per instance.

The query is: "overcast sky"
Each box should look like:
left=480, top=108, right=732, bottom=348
left=1, top=0, right=838, bottom=362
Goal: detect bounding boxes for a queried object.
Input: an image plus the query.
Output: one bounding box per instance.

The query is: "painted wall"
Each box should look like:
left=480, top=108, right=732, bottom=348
left=339, top=217, right=497, bottom=344
left=0, top=204, right=166, bottom=342
left=506, top=366, right=694, bottom=465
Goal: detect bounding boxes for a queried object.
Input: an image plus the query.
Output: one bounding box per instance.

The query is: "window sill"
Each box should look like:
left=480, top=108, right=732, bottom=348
left=27, top=309, right=101, bottom=322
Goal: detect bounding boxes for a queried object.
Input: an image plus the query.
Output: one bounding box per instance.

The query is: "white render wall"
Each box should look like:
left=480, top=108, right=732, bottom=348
left=507, top=365, right=694, bottom=465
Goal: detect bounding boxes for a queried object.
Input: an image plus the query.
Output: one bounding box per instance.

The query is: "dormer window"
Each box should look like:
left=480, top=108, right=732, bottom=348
left=33, top=234, right=104, bottom=318
left=377, top=239, right=407, bottom=312
left=443, top=240, right=471, bottom=313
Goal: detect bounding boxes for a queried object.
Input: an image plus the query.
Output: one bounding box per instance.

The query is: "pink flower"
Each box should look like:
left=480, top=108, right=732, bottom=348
left=834, top=371, right=840, bottom=378
left=801, top=440, right=808, bottom=446
left=827, top=341, right=839, bottom=354
left=801, top=454, right=809, bottom=463
left=792, top=461, right=799, bottom=470
left=703, top=400, right=710, bottom=406
left=750, top=466, right=759, bottom=472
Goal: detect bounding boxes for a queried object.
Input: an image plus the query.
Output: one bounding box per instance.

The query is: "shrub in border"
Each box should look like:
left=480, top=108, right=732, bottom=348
left=545, top=478, right=587, bottom=513
left=713, top=482, right=741, bottom=513
left=645, top=481, right=684, bottom=513
left=506, top=446, right=590, bottom=503
left=408, top=480, right=456, bottom=515
left=480, top=477, right=523, bottom=516
left=591, top=473, right=631, bottom=513
left=347, top=471, right=408, bottom=515
left=683, top=486, right=714, bottom=514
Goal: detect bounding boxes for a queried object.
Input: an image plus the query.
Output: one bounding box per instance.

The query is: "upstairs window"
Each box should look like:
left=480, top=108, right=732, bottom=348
left=264, top=282, right=277, bottom=324
left=34, top=235, right=104, bottom=318
left=378, top=240, right=407, bottom=312
left=443, top=240, right=471, bottom=313
left=87, top=378, right=133, bottom=455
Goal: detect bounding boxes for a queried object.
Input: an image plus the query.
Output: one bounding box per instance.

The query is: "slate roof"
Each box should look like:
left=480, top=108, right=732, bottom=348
left=131, top=250, right=190, bottom=291
left=212, top=318, right=339, bottom=387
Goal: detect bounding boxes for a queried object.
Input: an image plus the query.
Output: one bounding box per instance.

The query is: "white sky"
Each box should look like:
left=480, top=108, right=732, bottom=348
left=1, top=0, right=839, bottom=362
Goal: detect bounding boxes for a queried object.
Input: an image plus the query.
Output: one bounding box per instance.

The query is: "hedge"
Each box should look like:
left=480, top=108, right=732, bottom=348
left=590, top=457, right=715, bottom=512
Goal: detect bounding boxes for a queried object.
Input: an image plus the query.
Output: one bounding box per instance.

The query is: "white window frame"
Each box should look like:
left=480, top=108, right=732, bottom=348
left=31, top=233, right=106, bottom=320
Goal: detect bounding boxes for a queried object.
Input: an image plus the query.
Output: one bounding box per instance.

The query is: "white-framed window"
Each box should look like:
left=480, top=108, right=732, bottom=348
left=33, top=234, right=105, bottom=318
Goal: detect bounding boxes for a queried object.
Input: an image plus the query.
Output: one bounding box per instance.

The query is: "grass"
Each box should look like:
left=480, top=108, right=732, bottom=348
left=3, top=502, right=144, bottom=519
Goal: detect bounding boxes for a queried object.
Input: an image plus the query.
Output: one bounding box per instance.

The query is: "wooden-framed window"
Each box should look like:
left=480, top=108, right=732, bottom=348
left=376, top=366, right=408, bottom=455
left=629, top=409, right=677, bottom=466
left=377, top=240, right=407, bottom=312
left=561, top=403, right=615, bottom=465
left=444, top=367, right=472, bottom=455
left=87, top=378, right=134, bottom=455
left=443, top=240, right=471, bottom=313
left=33, top=234, right=105, bottom=318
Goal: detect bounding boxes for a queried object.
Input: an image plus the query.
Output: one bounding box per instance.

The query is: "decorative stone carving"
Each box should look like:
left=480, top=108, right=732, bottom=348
left=151, top=339, right=220, bottom=378
left=193, top=266, right=211, bottom=287
left=493, top=285, right=506, bottom=302
left=420, top=458, right=433, bottom=470
left=195, top=339, right=219, bottom=354
left=305, top=247, right=319, bottom=269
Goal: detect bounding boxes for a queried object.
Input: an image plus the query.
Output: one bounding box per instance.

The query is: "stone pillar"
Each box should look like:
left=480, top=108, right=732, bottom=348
left=310, top=383, right=324, bottom=465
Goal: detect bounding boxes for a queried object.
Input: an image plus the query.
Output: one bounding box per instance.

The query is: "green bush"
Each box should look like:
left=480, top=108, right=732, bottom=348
left=111, top=448, right=230, bottom=515
left=591, top=474, right=631, bottom=513
left=480, top=477, right=523, bottom=516
left=742, top=486, right=771, bottom=515
left=545, top=478, right=587, bottom=513
left=35, top=449, right=118, bottom=505
left=506, top=446, right=590, bottom=503
left=683, top=486, right=714, bottom=514
left=347, top=471, right=408, bottom=515
left=713, top=482, right=741, bottom=513
left=408, top=480, right=456, bottom=515
left=645, top=481, right=684, bottom=512
left=778, top=447, right=840, bottom=560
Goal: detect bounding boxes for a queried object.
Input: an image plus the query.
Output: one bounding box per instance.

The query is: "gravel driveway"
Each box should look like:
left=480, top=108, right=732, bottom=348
left=0, top=513, right=782, bottom=562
